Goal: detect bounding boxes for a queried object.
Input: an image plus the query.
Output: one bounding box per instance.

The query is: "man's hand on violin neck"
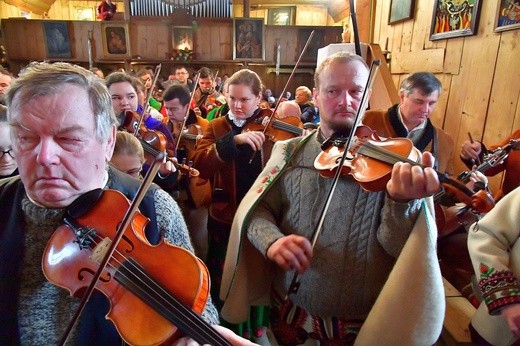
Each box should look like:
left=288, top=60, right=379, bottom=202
left=386, top=152, right=440, bottom=201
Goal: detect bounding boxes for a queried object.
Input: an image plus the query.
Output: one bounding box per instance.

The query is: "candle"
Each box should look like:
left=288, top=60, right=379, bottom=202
left=276, top=44, right=281, bottom=75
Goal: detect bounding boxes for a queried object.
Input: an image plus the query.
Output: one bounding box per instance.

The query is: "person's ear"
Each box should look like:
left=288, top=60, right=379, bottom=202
left=105, top=125, right=117, bottom=162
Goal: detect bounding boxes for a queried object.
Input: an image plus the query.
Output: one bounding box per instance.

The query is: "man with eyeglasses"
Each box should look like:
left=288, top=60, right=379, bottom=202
left=172, top=66, right=194, bottom=91
left=0, top=105, right=18, bottom=179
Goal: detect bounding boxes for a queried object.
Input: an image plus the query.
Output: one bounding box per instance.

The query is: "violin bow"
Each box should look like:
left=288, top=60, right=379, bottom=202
left=58, top=151, right=165, bottom=345
left=286, top=59, right=381, bottom=299
left=247, top=30, right=315, bottom=165
left=174, top=72, right=201, bottom=151
left=349, top=0, right=362, bottom=56
left=262, top=30, right=315, bottom=135
left=134, top=64, right=162, bottom=136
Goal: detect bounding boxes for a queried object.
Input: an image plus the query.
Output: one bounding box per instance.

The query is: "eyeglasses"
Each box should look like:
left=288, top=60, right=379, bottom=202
left=0, top=148, right=15, bottom=159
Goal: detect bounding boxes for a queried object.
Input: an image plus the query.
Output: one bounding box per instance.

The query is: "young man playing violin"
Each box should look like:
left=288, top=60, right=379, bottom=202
left=221, top=52, right=446, bottom=345
left=163, top=84, right=211, bottom=260
left=192, top=67, right=224, bottom=119
left=0, top=62, right=256, bottom=345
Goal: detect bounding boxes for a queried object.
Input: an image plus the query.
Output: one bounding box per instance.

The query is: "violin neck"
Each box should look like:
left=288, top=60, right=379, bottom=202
left=271, top=119, right=303, bottom=136
left=182, top=133, right=199, bottom=141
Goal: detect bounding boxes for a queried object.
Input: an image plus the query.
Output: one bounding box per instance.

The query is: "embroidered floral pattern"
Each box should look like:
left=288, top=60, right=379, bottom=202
left=256, top=167, right=280, bottom=194
left=479, top=262, right=494, bottom=277
left=478, top=263, right=520, bottom=314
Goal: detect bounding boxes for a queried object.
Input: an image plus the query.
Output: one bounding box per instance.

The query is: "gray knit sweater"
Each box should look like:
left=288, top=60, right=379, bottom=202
left=18, top=175, right=219, bottom=344
left=247, top=132, right=422, bottom=319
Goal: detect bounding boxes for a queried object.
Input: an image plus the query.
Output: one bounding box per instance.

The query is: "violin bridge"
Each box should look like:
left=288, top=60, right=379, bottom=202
left=90, top=237, right=112, bottom=265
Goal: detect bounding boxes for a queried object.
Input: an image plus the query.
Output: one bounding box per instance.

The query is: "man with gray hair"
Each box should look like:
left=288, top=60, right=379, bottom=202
left=0, top=61, right=244, bottom=345
left=364, top=71, right=454, bottom=174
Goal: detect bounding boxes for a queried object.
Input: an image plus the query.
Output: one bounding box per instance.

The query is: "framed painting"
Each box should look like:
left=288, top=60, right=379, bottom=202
left=74, top=6, right=95, bottom=21
left=494, top=0, right=520, bottom=33
left=429, top=0, right=482, bottom=41
left=101, top=23, right=130, bottom=58
left=42, top=21, right=72, bottom=58
left=267, top=7, right=295, bottom=26
left=233, top=18, right=265, bottom=61
left=388, top=0, right=415, bottom=25
left=297, top=28, right=325, bottom=63
left=172, top=26, right=194, bottom=51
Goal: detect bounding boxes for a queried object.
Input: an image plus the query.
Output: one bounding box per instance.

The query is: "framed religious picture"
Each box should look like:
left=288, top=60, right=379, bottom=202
left=42, top=21, right=72, bottom=58
left=233, top=18, right=265, bottom=61
left=388, top=0, right=415, bottom=25
left=429, top=0, right=482, bottom=40
left=101, top=22, right=130, bottom=58
left=172, top=26, right=194, bottom=51
left=494, top=0, right=520, bottom=33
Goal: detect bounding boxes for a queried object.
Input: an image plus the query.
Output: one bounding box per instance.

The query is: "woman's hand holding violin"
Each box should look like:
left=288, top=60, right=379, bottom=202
left=386, top=152, right=440, bottom=202
left=234, top=131, right=266, bottom=151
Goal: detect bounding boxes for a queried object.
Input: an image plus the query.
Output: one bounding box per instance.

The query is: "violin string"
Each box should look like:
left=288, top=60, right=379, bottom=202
left=83, top=234, right=227, bottom=345
left=271, top=120, right=303, bottom=135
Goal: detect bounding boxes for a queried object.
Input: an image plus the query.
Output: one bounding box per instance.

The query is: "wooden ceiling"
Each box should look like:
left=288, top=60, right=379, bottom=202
left=3, top=0, right=349, bottom=21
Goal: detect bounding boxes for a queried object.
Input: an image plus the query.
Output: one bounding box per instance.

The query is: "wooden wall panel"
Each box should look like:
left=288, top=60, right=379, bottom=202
left=295, top=6, right=327, bottom=26
left=0, top=1, right=21, bottom=18
left=410, top=0, right=431, bottom=53
left=391, top=48, right=444, bottom=74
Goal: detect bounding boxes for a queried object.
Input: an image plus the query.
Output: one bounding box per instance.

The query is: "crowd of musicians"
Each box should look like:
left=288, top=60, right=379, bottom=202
left=0, top=55, right=519, bottom=345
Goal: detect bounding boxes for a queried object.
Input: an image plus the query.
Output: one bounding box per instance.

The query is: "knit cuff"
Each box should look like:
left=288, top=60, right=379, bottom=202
left=478, top=263, right=520, bottom=315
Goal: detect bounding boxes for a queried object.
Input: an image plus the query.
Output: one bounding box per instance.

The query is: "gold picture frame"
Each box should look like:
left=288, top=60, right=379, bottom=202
left=101, top=22, right=130, bottom=58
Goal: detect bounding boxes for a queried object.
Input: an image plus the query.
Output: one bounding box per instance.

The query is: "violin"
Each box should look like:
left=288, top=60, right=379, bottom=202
left=244, top=108, right=304, bottom=142
left=42, top=188, right=230, bottom=345
left=314, top=125, right=495, bottom=214
left=120, top=110, right=199, bottom=177
left=433, top=139, right=519, bottom=238
left=173, top=123, right=203, bottom=152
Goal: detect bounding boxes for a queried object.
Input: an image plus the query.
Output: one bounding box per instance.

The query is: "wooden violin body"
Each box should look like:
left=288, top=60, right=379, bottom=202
left=42, top=189, right=227, bottom=346
left=244, top=108, right=304, bottom=142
